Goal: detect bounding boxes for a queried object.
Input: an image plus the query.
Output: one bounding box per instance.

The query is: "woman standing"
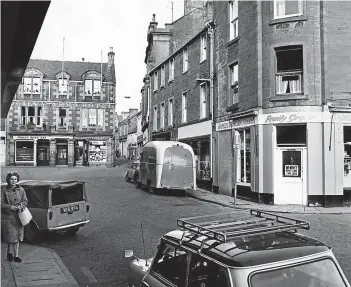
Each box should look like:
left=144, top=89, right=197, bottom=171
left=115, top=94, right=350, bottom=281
left=1, top=172, right=28, bottom=262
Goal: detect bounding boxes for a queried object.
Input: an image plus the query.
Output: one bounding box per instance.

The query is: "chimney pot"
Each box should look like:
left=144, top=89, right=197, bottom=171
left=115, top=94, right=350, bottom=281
left=152, top=14, right=156, bottom=22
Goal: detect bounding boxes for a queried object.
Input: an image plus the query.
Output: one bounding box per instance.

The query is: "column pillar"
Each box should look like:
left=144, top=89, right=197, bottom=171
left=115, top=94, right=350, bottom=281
left=8, top=139, right=15, bottom=166
left=49, top=139, right=56, bottom=167
left=33, top=139, right=37, bottom=167
left=106, top=138, right=112, bottom=167
left=197, top=141, right=202, bottom=179
left=68, top=139, right=74, bottom=167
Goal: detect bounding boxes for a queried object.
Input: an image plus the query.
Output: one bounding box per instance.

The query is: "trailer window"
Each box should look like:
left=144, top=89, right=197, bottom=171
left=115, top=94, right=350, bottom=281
left=164, top=147, right=193, bottom=167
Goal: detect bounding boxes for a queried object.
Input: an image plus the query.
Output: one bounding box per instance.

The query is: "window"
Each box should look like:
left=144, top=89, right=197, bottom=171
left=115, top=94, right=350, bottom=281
left=160, top=102, right=165, bottom=129
left=151, top=241, right=188, bottom=287
left=20, top=106, right=42, bottom=127
left=168, top=98, right=173, bottom=126
left=188, top=254, right=230, bottom=287
left=274, top=0, right=303, bottom=19
left=98, top=109, right=104, bottom=127
left=236, top=129, right=251, bottom=184
left=229, top=0, right=238, bottom=40
left=58, top=79, right=68, bottom=94
left=58, top=108, right=67, bottom=127
left=200, top=34, right=207, bottom=62
left=89, top=109, right=97, bottom=126
left=200, top=84, right=207, bottom=119
left=275, top=46, right=303, bottom=95
left=153, top=106, right=157, bottom=130
left=169, top=59, right=174, bottom=81
left=230, top=63, right=239, bottom=104
left=153, top=71, right=158, bottom=91
left=84, top=80, right=101, bottom=95
left=82, top=109, right=88, bottom=127
left=182, top=93, right=187, bottom=123
left=23, top=77, right=41, bottom=94
left=161, top=66, right=165, bottom=86
left=183, top=48, right=188, bottom=73
left=276, top=125, right=306, bottom=146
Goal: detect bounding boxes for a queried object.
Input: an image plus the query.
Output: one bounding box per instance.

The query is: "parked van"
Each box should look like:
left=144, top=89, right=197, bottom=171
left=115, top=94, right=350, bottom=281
left=138, top=141, right=196, bottom=193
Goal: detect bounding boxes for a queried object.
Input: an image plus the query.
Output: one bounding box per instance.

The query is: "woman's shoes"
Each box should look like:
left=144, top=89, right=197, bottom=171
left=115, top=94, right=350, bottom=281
left=14, top=256, right=22, bottom=263
left=7, top=253, right=13, bottom=261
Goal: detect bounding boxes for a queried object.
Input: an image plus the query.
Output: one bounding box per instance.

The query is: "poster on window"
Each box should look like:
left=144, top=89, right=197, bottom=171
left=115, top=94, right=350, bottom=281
left=284, top=165, right=299, bottom=177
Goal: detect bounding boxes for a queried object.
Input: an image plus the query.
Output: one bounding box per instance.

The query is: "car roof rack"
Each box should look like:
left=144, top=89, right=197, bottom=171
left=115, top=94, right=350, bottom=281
left=177, top=209, right=310, bottom=251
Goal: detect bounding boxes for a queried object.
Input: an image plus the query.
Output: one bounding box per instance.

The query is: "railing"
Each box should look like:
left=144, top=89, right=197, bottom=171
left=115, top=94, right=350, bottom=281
left=276, top=70, right=303, bottom=95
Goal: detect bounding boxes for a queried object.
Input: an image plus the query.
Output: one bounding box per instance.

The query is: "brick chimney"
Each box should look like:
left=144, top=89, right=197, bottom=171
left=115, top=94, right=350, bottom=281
left=108, top=47, right=115, bottom=66
left=148, top=14, right=158, bottom=32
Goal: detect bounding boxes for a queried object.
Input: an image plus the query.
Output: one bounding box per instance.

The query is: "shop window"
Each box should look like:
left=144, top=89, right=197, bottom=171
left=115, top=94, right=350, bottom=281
left=20, top=106, right=42, bottom=127
left=58, top=108, right=67, bottom=127
left=276, top=125, right=306, bottom=146
left=89, top=141, right=107, bottom=163
left=237, top=129, right=251, bottom=184
left=16, top=141, right=34, bottom=162
left=344, top=127, right=351, bottom=185
left=197, top=142, right=211, bottom=180
left=275, top=46, right=303, bottom=95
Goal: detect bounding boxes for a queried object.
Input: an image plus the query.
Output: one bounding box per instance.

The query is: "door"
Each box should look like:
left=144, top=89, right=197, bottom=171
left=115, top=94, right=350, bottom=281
left=275, top=148, right=307, bottom=205
left=37, top=146, right=49, bottom=166
left=57, top=145, right=68, bottom=165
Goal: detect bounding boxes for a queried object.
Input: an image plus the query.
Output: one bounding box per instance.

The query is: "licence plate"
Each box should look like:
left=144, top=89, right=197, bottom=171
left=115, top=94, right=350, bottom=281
left=61, top=205, right=79, bottom=214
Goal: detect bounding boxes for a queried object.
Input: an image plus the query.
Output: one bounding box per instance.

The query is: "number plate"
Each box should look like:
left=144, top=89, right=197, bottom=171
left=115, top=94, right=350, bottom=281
left=61, top=205, right=79, bottom=214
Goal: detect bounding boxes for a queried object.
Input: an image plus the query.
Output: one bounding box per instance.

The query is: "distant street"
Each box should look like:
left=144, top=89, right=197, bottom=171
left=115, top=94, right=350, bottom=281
left=2, top=166, right=351, bottom=287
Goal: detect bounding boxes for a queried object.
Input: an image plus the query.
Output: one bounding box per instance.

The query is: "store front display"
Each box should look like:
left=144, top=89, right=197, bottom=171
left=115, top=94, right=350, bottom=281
left=16, top=141, right=34, bottom=162
left=89, top=141, right=107, bottom=163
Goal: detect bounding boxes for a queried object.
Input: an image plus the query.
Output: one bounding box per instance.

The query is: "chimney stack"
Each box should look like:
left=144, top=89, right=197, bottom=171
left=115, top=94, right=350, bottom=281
left=108, top=47, right=115, bottom=66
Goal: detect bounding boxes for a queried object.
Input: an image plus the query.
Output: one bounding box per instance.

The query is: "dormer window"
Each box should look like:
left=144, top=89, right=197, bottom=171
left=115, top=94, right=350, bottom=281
left=23, top=77, right=41, bottom=94
left=84, top=79, right=101, bottom=95
left=58, top=78, right=68, bottom=94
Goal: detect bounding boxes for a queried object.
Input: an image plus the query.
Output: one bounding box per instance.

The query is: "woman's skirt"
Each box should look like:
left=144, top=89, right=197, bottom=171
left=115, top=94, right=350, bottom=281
left=1, top=215, right=24, bottom=243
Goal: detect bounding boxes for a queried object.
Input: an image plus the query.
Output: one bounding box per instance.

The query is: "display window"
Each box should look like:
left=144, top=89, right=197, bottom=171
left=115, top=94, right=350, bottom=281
left=236, top=129, right=251, bottom=184
left=16, top=141, right=34, bottom=162
left=344, top=126, right=351, bottom=187
left=89, top=141, right=107, bottom=163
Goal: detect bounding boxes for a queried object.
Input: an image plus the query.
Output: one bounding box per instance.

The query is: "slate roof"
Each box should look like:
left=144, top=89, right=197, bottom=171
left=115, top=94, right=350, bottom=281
left=27, top=59, right=115, bottom=83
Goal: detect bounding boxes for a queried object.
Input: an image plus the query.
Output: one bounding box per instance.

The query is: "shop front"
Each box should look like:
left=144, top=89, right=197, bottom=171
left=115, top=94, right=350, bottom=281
left=15, top=140, right=35, bottom=166
left=37, top=140, right=50, bottom=166
left=89, top=141, right=107, bottom=165
left=178, top=120, right=212, bottom=190
left=56, top=140, right=68, bottom=165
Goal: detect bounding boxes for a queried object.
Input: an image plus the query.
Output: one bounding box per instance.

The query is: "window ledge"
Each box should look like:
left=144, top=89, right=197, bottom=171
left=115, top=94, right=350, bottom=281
left=269, top=15, right=308, bottom=26
left=226, top=37, right=240, bottom=47
left=270, top=94, right=308, bottom=101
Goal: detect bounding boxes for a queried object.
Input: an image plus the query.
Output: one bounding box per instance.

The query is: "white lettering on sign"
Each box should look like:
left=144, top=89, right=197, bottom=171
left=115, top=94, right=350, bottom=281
left=12, top=101, right=115, bottom=109
left=216, top=117, right=255, bottom=132
left=13, top=136, right=72, bottom=140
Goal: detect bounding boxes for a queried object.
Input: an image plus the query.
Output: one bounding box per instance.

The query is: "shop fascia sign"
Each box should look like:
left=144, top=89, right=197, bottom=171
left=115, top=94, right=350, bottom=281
left=216, top=117, right=255, bottom=132
left=13, top=135, right=71, bottom=140
left=259, top=112, right=324, bottom=124
left=12, top=100, right=115, bottom=109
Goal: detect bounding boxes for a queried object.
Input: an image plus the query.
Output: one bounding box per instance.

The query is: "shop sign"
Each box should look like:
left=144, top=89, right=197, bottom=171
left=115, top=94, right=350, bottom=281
left=284, top=165, right=299, bottom=177
left=12, top=100, right=115, bottom=109
left=260, top=112, right=323, bottom=124
left=13, top=135, right=71, bottom=140
left=90, top=141, right=106, bottom=145
left=75, top=137, right=109, bottom=140
left=216, top=117, right=255, bottom=132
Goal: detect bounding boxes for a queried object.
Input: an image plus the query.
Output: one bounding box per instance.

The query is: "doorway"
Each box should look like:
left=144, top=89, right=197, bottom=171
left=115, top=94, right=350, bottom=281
left=56, top=145, right=68, bottom=165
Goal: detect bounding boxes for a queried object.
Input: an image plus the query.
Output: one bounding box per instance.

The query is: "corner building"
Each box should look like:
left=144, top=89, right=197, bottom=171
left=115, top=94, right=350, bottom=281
left=6, top=49, right=116, bottom=167
left=213, top=1, right=351, bottom=206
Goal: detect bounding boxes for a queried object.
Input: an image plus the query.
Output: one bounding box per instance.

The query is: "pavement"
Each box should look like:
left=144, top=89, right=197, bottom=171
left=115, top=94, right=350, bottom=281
left=187, top=188, right=351, bottom=214
left=1, top=243, right=79, bottom=287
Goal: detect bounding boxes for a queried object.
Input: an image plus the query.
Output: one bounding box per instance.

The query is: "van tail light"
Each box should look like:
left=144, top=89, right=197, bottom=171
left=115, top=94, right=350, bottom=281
left=86, top=205, right=90, bottom=212
left=49, top=211, right=53, bottom=220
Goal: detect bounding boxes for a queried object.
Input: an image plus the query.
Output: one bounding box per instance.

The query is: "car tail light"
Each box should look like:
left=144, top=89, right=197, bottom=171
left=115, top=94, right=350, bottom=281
left=49, top=211, right=53, bottom=220
left=86, top=205, right=90, bottom=212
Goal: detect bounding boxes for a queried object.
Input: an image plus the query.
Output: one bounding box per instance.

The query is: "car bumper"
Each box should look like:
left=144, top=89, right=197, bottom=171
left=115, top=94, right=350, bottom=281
left=48, top=220, right=91, bottom=231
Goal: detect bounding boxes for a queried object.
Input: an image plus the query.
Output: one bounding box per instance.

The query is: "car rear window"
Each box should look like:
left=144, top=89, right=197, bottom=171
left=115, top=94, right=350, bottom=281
left=250, top=258, right=347, bottom=287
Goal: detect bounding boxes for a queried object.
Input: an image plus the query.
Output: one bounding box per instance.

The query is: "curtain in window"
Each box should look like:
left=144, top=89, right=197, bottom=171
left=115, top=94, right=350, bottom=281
left=82, top=109, right=88, bottom=127
left=98, top=109, right=104, bottom=127
left=85, top=80, right=93, bottom=94
left=93, top=80, right=101, bottom=94
left=32, top=78, right=41, bottom=94
left=59, top=79, right=68, bottom=94
left=23, top=78, right=32, bottom=93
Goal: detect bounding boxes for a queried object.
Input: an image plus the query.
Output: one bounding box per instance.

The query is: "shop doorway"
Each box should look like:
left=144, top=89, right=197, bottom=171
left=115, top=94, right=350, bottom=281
left=37, top=140, right=50, bottom=166
left=56, top=144, right=68, bottom=165
left=75, top=140, right=88, bottom=166
left=275, top=125, right=307, bottom=205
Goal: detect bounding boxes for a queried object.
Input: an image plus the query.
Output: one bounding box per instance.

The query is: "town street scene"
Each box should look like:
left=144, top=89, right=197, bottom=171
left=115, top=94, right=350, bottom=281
left=1, top=0, right=351, bottom=287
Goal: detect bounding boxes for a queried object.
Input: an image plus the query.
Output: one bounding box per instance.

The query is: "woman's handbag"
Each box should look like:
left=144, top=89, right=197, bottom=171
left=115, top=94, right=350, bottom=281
left=18, top=207, right=32, bottom=226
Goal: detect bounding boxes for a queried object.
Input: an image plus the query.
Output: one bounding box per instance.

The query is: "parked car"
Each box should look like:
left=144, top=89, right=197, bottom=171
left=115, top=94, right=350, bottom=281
left=125, top=160, right=140, bottom=183
left=125, top=209, right=350, bottom=287
left=13, top=180, right=90, bottom=244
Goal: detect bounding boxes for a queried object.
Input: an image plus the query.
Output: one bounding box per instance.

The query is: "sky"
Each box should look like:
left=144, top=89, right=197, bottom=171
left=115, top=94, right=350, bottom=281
left=30, top=0, right=185, bottom=114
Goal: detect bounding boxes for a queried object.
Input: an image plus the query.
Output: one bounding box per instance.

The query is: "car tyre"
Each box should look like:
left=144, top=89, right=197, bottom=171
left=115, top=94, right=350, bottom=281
left=66, top=227, right=80, bottom=236
left=24, top=221, right=40, bottom=244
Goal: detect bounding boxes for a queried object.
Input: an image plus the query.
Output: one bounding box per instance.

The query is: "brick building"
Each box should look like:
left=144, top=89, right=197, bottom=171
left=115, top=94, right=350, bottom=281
left=212, top=0, right=351, bottom=206
left=6, top=48, right=116, bottom=167
left=141, top=2, right=214, bottom=190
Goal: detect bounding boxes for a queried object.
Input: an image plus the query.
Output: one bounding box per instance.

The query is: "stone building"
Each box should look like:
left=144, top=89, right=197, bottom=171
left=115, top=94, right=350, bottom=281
left=118, top=109, right=139, bottom=159
left=6, top=48, right=116, bottom=167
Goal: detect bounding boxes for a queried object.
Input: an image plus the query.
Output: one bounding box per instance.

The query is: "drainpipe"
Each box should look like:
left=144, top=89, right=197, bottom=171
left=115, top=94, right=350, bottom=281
left=206, top=19, right=215, bottom=190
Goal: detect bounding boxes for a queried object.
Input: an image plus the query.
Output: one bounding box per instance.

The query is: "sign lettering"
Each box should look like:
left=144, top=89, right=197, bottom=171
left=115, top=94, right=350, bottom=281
left=12, top=101, right=115, bottom=109
left=216, top=117, right=255, bottom=132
